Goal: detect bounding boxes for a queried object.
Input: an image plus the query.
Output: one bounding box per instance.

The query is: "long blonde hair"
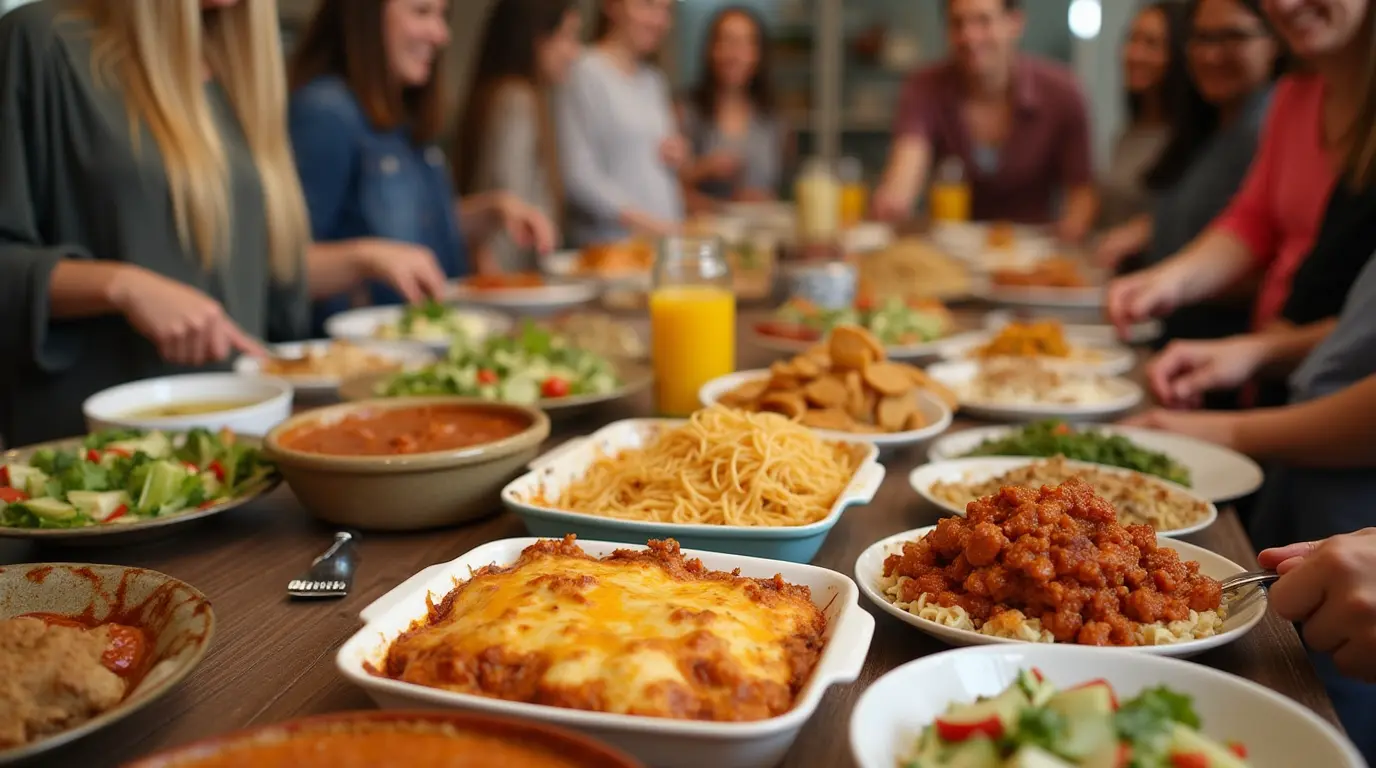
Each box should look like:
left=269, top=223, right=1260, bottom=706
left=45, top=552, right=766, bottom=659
left=81, top=0, right=308, bottom=282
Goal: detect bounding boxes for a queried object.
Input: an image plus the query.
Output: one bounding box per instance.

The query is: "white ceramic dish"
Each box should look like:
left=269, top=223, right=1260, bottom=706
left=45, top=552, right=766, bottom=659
left=928, top=424, right=1265, bottom=503
left=698, top=370, right=955, bottom=452
left=855, top=526, right=1265, bottom=656
left=336, top=537, right=877, bottom=768
left=749, top=328, right=951, bottom=362
left=232, top=339, right=434, bottom=396
left=323, top=305, right=513, bottom=353
left=83, top=373, right=293, bottom=437
left=850, top=645, right=1364, bottom=768
left=541, top=249, right=652, bottom=290
left=446, top=278, right=600, bottom=314
left=924, top=360, right=1143, bottom=422
left=501, top=419, right=885, bottom=562
left=907, top=456, right=1219, bottom=537
left=983, top=309, right=1163, bottom=345
left=934, top=329, right=1136, bottom=376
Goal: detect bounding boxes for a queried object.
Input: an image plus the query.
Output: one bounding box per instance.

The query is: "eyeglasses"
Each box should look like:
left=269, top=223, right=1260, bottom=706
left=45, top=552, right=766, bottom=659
left=1187, top=28, right=1270, bottom=49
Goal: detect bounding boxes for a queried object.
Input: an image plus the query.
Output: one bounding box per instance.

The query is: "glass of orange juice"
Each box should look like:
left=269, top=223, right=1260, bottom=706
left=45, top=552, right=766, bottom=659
left=929, top=156, right=971, bottom=222
left=650, top=236, right=736, bottom=417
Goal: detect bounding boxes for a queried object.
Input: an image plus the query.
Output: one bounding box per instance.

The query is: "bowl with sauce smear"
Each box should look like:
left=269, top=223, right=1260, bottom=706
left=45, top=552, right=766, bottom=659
left=265, top=397, right=550, bottom=530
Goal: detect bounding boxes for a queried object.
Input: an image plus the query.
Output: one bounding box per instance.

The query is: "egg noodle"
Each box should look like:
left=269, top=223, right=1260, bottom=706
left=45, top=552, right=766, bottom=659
left=533, top=406, right=862, bottom=527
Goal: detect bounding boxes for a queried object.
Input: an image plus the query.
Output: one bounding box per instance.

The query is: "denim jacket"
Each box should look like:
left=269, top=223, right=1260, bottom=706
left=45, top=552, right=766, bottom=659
left=288, top=76, right=468, bottom=333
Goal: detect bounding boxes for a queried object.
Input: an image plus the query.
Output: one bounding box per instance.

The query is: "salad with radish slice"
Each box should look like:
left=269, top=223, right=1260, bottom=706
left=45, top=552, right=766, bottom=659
left=906, top=669, right=1249, bottom=768
left=0, top=428, right=276, bottom=529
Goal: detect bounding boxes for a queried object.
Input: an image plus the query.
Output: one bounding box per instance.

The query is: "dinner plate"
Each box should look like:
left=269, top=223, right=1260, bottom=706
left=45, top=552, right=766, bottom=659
left=924, top=360, right=1144, bottom=421
left=337, top=359, right=655, bottom=421
left=446, top=278, right=600, bottom=314
left=928, top=222, right=1056, bottom=270
left=749, top=327, right=950, bottom=362
left=0, top=435, right=279, bottom=545
left=907, top=456, right=1219, bottom=537
left=983, top=309, right=1163, bottom=345
left=928, top=424, right=1265, bottom=502
left=323, top=305, right=513, bottom=354
left=980, top=282, right=1107, bottom=308
left=849, top=645, right=1363, bottom=768
left=232, top=339, right=435, bottom=396
left=697, top=369, right=955, bottom=453
left=0, top=564, right=214, bottom=765
left=854, top=525, right=1265, bottom=657
left=541, top=249, right=651, bottom=290
left=933, top=330, right=1136, bottom=376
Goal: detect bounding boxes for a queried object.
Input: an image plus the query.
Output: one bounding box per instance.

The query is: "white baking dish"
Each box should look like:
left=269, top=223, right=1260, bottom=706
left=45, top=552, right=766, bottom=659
left=336, top=537, right=877, bottom=768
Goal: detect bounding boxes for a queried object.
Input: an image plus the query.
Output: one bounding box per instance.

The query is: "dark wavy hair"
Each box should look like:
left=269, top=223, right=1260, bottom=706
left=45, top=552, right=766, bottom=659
left=1144, top=0, right=1282, bottom=191
left=1127, top=1, right=1193, bottom=124
left=454, top=0, right=574, bottom=197
left=688, top=6, right=774, bottom=120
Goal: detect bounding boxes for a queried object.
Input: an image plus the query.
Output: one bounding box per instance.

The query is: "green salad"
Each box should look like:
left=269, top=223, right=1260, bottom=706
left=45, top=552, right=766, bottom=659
left=772, top=296, right=952, bottom=346
left=375, top=300, right=488, bottom=343
left=0, top=428, right=276, bottom=529
left=907, top=669, right=1249, bottom=768
left=378, top=323, right=621, bottom=404
left=959, top=420, right=1192, bottom=488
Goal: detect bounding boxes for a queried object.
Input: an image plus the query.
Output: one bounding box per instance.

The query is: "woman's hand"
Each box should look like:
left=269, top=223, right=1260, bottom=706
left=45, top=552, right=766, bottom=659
left=1105, top=263, right=1187, bottom=337
left=1264, top=528, right=1376, bottom=683
left=353, top=239, right=449, bottom=303
left=112, top=266, right=265, bottom=366
left=870, top=184, right=910, bottom=222
left=1147, top=335, right=1271, bottom=408
left=695, top=150, right=743, bottom=181
left=1094, top=216, right=1152, bottom=269
left=619, top=209, right=678, bottom=239
left=1119, top=408, right=1242, bottom=451
left=659, top=134, right=690, bottom=170
left=491, top=192, right=557, bottom=255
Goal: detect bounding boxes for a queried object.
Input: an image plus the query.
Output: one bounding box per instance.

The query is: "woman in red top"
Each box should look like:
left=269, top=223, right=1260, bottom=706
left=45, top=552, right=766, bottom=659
left=1107, top=0, right=1376, bottom=361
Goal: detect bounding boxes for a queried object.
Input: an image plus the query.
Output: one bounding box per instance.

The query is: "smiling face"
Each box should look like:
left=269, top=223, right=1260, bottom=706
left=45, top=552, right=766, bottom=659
left=605, top=0, right=674, bottom=57
left=383, top=0, right=451, bottom=88
left=1188, top=0, right=1279, bottom=106
left=710, top=11, right=761, bottom=91
left=946, top=0, right=1024, bottom=81
left=536, top=9, right=583, bottom=84
left=1261, top=0, right=1370, bottom=58
left=1124, top=7, right=1172, bottom=96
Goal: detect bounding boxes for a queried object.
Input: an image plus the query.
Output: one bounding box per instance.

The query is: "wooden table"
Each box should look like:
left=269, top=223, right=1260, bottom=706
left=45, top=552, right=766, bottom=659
left=0, top=310, right=1340, bottom=767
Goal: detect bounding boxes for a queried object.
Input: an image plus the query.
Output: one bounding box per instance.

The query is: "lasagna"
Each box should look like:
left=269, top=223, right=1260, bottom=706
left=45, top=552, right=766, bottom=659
left=375, top=536, right=828, bottom=721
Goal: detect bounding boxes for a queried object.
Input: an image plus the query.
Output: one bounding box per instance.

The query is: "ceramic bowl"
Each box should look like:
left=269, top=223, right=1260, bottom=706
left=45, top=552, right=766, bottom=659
left=264, top=397, right=550, bottom=531
left=83, top=373, right=293, bottom=437
left=0, top=564, right=214, bottom=765
left=124, top=710, right=644, bottom=768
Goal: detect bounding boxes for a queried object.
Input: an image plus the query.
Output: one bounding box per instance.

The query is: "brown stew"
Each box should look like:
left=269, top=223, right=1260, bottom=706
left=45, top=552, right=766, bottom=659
left=280, top=405, right=529, bottom=456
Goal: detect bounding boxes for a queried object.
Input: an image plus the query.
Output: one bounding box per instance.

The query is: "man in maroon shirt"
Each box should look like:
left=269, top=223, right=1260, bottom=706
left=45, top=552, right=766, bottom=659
left=872, top=0, right=1097, bottom=243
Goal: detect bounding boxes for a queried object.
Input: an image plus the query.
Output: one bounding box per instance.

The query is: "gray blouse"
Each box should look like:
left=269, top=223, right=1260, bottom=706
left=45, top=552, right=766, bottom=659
left=471, top=83, right=556, bottom=272
left=555, top=49, right=684, bottom=246
left=0, top=4, right=306, bottom=445
left=1098, top=122, right=1169, bottom=228
left=679, top=100, right=784, bottom=200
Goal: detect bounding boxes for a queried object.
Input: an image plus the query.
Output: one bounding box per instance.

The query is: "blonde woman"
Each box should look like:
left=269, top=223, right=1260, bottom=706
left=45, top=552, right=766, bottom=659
left=0, top=0, right=444, bottom=445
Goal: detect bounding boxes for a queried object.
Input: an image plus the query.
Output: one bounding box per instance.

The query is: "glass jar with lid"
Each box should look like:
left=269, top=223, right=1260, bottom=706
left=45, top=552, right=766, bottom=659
left=649, top=236, right=736, bottom=417
left=794, top=156, right=841, bottom=246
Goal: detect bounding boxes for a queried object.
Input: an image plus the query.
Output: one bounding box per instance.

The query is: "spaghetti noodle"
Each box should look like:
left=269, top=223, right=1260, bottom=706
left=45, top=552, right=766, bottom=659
left=534, top=407, right=863, bottom=526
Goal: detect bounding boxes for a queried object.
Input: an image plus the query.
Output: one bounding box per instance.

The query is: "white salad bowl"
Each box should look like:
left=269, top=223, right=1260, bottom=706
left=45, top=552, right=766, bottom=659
left=83, top=373, right=293, bottom=437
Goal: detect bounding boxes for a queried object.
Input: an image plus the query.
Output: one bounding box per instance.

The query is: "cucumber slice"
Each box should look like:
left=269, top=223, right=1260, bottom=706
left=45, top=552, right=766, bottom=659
left=21, top=497, right=77, bottom=521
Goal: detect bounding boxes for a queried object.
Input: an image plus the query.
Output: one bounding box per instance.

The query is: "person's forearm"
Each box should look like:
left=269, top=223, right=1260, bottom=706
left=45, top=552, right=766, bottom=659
left=457, top=192, right=501, bottom=243
left=1255, top=318, right=1339, bottom=377
left=1236, top=374, right=1376, bottom=467
left=1057, top=186, right=1098, bottom=244
left=304, top=241, right=370, bottom=299
left=877, top=137, right=931, bottom=211
left=1161, top=229, right=1256, bottom=305
left=48, top=259, right=141, bottom=319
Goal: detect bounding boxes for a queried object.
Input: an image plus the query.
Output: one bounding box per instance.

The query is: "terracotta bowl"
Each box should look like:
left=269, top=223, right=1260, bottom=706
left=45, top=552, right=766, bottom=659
left=264, top=397, right=550, bottom=531
left=122, top=709, right=645, bottom=767
left=0, top=564, right=215, bottom=765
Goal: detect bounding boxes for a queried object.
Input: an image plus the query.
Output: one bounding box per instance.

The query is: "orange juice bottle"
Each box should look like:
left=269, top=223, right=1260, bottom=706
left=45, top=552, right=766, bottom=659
left=929, top=156, right=971, bottom=222
left=649, top=237, right=736, bottom=417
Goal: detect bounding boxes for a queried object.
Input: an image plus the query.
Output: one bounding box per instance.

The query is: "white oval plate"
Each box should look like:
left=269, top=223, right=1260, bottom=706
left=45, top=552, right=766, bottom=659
left=980, top=282, right=1107, bottom=308
left=698, top=369, right=954, bottom=452
left=933, top=330, right=1135, bottom=376
left=540, top=249, right=651, bottom=290
left=446, top=278, right=600, bottom=314
left=907, top=456, right=1218, bottom=537
left=925, top=360, right=1143, bottom=421
left=855, top=526, right=1264, bottom=656
left=750, top=328, right=950, bottom=362
left=323, top=305, right=513, bottom=353
left=233, top=339, right=435, bottom=395
left=928, top=424, right=1265, bottom=503
left=850, top=645, right=1362, bottom=768
left=983, top=309, right=1163, bottom=345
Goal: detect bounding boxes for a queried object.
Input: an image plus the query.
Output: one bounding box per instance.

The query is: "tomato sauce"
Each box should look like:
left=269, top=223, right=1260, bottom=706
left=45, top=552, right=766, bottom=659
left=466, top=272, right=544, bottom=290
left=166, top=729, right=599, bottom=768
left=20, top=612, right=151, bottom=680
left=281, top=405, right=530, bottom=456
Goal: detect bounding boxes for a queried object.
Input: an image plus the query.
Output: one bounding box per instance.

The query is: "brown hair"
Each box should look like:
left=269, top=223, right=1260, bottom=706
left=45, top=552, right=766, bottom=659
left=288, top=0, right=448, bottom=145
left=1344, top=4, right=1376, bottom=188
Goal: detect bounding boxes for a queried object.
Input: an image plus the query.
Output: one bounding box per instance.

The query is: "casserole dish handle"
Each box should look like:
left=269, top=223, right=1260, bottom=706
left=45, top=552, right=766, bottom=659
left=359, top=562, right=452, bottom=624
left=840, top=462, right=886, bottom=506
left=527, top=436, right=591, bottom=471
left=825, top=606, right=876, bottom=683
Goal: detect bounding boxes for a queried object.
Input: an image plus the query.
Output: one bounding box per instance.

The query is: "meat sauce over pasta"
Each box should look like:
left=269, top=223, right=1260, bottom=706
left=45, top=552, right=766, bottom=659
left=883, top=478, right=1222, bottom=646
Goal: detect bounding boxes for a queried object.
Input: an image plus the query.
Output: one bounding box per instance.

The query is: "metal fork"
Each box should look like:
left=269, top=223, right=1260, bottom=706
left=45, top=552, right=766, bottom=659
left=1220, top=569, right=1279, bottom=613
left=287, top=531, right=359, bottom=600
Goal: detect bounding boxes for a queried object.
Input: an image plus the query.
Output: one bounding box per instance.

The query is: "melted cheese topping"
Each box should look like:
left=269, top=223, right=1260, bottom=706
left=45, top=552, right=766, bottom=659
left=380, top=538, right=827, bottom=721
